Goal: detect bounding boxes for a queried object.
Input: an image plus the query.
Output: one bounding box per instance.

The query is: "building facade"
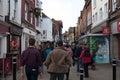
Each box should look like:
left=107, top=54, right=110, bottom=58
left=0, top=0, right=22, bottom=57
left=109, top=0, right=120, bottom=59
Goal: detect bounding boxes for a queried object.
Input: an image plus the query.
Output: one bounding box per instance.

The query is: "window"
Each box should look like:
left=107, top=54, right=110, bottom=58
left=30, top=13, right=33, bottom=24
left=36, top=17, right=39, bottom=26
left=37, top=0, right=40, bottom=6
left=93, top=0, right=96, bottom=8
left=99, top=8, right=103, bottom=20
left=104, top=3, right=108, bottom=16
left=87, top=12, right=92, bottom=25
left=112, top=0, right=116, bottom=11
left=25, top=3, right=28, bottom=20
left=95, top=12, right=97, bottom=21
left=42, top=30, right=47, bottom=39
left=13, top=0, right=17, bottom=20
left=93, top=15, right=95, bottom=22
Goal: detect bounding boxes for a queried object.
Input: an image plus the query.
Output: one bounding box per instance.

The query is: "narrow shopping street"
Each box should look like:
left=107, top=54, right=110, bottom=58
left=1, top=64, right=120, bottom=80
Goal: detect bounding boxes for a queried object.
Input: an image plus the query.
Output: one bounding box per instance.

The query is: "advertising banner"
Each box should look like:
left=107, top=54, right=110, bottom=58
left=88, top=36, right=110, bottom=63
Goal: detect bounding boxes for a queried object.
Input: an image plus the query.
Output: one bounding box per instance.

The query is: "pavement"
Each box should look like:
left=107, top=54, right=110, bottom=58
left=0, top=64, right=120, bottom=80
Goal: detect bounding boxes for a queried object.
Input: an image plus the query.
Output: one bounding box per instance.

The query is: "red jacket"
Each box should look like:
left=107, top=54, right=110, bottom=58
left=79, top=47, right=91, bottom=64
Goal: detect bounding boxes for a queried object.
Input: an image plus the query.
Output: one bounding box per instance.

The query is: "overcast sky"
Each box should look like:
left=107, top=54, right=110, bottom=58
left=41, top=0, right=85, bottom=33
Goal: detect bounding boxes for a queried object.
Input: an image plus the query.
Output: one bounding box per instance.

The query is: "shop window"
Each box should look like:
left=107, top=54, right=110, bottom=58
left=10, top=35, right=20, bottom=54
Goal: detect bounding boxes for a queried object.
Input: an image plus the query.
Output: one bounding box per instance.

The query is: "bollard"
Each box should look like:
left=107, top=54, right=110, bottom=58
left=12, top=54, right=17, bottom=80
left=80, top=67, right=84, bottom=80
left=112, top=58, right=117, bottom=80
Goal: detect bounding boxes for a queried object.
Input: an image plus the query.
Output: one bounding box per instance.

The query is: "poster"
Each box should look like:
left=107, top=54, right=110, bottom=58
left=88, top=36, right=110, bottom=63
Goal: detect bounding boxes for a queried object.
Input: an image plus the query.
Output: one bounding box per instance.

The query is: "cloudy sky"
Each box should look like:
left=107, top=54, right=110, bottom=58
left=41, top=0, right=85, bottom=33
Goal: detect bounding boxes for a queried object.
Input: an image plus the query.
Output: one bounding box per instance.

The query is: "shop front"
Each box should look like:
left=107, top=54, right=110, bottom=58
left=111, top=20, right=120, bottom=60
left=79, top=34, right=110, bottom=63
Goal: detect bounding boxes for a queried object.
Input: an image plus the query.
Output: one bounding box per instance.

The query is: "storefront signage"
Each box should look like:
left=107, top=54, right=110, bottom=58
left=102, top=27, right=110, bottom=35
left=10, top=26, right=22, bottom=35
left=117, top=20, right=120, bottom=32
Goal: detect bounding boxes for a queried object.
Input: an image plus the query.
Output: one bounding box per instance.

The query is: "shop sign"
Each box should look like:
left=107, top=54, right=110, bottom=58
left=102, top=27, right=110, bottom=35
left=117, top=20, right=120, bottom=32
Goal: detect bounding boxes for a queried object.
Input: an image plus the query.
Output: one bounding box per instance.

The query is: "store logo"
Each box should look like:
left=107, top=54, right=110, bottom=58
left=102, top=27, right=110, bottom=35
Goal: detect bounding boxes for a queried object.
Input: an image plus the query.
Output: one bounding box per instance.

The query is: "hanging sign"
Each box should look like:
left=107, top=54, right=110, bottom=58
left=102, top=27, right=110, bottom=35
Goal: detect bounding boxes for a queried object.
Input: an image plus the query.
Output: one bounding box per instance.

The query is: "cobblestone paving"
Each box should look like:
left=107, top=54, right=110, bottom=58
left=0, top=64, right=120, bottom=80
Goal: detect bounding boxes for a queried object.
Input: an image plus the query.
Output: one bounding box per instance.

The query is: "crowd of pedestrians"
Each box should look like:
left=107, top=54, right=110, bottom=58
left=20, top=38, right=96, bottom=80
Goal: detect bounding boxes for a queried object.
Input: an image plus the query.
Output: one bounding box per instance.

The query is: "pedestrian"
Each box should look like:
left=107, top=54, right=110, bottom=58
left=75, top=43, right=83, bottom=72
left=64, top=44, right=73, bottom=80
left=20, top=38, right=42, bottom=80
left=38, top=44, right=46, bottom=79
left=45, top=40, right=72, bottom=80
left=71, top=43, right=76, bottom=66
left=79, top=44, right=91, bottom=78
left=45, top=44, right=52, bottom=59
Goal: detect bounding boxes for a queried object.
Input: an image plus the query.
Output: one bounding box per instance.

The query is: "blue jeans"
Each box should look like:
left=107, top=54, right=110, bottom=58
left=76, top=59, right=82, bottom=72
left=25, top=66, right=39, bottom=80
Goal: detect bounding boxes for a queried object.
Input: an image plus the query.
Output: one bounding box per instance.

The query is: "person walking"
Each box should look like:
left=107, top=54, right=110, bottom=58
left=79, top=44, right=91, bottom=78
left=45, top=40, right=72, bottom=80
left=45, top=44, right=52, bottom=59
left=75, top=43, right=83, bottom=72
left=20, top=38, right=42, bottom=80
left=64, top=44, right=73, bottom=80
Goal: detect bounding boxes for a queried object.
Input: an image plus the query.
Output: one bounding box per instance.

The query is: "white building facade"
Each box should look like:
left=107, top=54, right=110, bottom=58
left=92, top=0, right=109, bottom=33
left=40, top=17, right=53, bottom=42
left=0, top=0, right=22, bottom=58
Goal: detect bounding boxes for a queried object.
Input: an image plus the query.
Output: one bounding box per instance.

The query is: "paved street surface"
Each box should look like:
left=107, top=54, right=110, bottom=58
left=0, top=64, right=120, bottom=80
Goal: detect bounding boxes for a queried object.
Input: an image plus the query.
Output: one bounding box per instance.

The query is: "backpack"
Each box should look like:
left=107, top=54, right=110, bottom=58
left=84, top=50, right=90, bottom=57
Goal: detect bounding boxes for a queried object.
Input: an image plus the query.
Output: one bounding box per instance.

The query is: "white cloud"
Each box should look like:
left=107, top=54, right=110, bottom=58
left=41, top=0, right=85, bottom=33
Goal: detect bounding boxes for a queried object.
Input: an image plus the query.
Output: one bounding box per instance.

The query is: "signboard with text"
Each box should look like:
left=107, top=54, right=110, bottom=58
left=102, top=27, right=110, bottom=35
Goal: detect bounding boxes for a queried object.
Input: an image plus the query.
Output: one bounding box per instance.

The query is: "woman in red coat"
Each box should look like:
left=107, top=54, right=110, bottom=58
left=79, top=45, right=91, bottom=78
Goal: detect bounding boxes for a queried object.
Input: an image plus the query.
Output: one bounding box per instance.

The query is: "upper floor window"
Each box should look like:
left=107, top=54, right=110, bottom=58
left=30, top=13, right=33, bottom=24
left=104, top=3, right=108, bottom=16
left=99, top=8, right=103, bottom=20
left=25, top=2, right=28, bottom=21
left=95, top=12, right=98, bottom=22
left=12, top=0, right=17, bottom=20
left=92, top=15, right=95, bottom=22
left=112, top=0, right=116, bottom=11
left=43, top=30, right=47, bottom=39
left=36, top=17, right=39, bottom=26
left=93, top=0, right=96, bottom=8
left=37, top=0, right=40, bottom=6
left=87, top=12, right=92, bottom=26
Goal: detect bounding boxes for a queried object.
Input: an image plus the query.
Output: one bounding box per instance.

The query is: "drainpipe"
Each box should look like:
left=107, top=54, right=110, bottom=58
left=8, top=0, right=10, bottom=20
